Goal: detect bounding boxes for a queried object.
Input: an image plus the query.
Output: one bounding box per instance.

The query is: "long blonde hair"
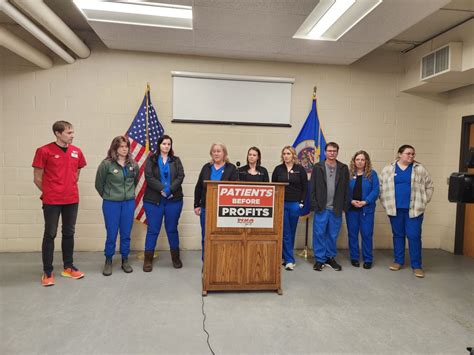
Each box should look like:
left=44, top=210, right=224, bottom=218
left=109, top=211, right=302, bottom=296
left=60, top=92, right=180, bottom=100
left=280, top=146, right=298, bottom=164
left=349, top=150, right=373, bottom=179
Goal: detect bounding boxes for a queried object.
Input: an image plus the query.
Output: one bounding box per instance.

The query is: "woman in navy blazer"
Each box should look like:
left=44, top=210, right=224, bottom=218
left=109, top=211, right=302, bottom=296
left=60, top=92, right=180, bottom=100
left=346, top=150, right=379, bottom=269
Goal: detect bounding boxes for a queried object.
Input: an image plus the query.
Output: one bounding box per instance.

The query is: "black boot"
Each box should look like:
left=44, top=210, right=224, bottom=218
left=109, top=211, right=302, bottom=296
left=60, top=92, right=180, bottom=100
left=103, top=258, right=112, bottom=276
left=170, top=249, right=183, bottom=269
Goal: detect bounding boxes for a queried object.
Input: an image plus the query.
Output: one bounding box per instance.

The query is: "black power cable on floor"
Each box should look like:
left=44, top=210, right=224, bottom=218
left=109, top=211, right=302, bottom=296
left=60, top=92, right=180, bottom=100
left=201, top=294, right=216, bottom=355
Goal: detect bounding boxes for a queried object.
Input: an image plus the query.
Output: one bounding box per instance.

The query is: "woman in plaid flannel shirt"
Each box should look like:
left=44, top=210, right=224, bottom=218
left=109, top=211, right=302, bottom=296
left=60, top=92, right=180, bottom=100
left=379, top=145, right=434, bottom=278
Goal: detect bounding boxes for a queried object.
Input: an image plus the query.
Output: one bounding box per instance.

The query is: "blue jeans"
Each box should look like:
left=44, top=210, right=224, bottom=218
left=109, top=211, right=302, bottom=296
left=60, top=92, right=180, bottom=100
left=389, top=209, right=424, bottom=269
left=144, top=199, right=183, bottom=252
left=282, top=202, right=301, bottom=264
left=102, top=199, right=135, bottom=259
left=346, top=210, right=375, bottom=263
left=312, top=209, right=342, bottom=263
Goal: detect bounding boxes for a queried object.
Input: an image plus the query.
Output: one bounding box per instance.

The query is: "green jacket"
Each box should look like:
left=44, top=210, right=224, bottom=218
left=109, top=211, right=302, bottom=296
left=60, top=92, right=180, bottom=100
left=95, top=159, right=139, bottom=201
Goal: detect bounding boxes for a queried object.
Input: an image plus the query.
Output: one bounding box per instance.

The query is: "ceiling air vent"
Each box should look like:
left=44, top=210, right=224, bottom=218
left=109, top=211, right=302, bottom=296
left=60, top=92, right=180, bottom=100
left=420, top=42, right=462, bottom=80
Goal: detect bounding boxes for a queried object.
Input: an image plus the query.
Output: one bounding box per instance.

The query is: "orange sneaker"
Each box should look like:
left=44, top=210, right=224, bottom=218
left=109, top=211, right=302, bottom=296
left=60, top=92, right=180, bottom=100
left=61, top=266, right=85, bottom=279
left=41, top=272, right=55, bottom=287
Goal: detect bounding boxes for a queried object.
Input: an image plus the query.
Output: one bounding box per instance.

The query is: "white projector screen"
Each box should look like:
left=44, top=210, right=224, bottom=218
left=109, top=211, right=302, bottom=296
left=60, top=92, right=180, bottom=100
left=172, top=71, right=294, bottom=127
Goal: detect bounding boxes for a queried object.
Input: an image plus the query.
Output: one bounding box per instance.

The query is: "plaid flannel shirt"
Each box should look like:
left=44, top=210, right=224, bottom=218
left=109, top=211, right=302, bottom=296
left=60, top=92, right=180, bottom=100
left=379, top=161, right=434, bottom=218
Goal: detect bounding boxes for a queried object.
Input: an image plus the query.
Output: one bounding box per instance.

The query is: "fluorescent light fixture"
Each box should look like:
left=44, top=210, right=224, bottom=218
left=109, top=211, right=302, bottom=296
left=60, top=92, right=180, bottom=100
left=294, top=0, right=382, bottom=41
left=73, top=0, right=193, bottom=29
left=308, top=0, right=355, bottom=39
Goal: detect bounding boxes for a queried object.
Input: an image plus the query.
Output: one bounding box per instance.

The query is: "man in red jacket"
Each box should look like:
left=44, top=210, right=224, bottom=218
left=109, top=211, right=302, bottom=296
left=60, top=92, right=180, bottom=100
left=32, top=121, right=87, bottom=286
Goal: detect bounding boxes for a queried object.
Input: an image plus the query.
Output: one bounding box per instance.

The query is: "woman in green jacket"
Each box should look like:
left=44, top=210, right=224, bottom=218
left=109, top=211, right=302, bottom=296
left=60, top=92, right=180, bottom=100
left=95, top=136, right=138, bottom=276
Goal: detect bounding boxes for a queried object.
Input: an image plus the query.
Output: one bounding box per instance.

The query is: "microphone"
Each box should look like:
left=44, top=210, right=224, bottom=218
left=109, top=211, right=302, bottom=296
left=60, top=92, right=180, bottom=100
left=236, top=161, right=241, bottom=181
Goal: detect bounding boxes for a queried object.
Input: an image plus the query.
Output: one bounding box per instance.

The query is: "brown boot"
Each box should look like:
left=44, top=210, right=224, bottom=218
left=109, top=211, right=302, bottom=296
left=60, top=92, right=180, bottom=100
left=143, top=251, right=154, bottom=272
left=170, top=249, right=183, bottom=269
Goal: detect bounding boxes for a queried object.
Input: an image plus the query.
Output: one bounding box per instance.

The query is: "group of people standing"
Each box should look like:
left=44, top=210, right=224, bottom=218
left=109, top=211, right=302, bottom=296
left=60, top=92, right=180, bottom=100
left=33, top=120, right=433, bottom=287
left=269, top=142, right=433, bottom=279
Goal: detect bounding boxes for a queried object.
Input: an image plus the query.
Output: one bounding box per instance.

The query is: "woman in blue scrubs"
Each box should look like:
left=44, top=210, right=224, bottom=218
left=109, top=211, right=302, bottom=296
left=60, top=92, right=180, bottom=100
left=143, top=135, right=185, bottom=271
left=346, top=150, right=379, bottom=269
left=380, top=145, right=434, bottom=278
left=271, top=146, right=308, bottom=271
left=95, top=136, right=138, bottom=276
left=194, top=143, right=238, bottom=259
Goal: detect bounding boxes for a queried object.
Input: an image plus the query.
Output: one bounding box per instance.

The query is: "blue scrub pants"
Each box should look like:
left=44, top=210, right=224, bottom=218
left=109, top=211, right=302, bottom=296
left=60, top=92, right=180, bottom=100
left=144, top=199, right=183, bottom=252
left=346, top=210, right=375, bottom=263
left=389, top=208, right=424, bottom=269
left=313, top=209, right=342, bottom=263
left=282, top=202, right=300, bottom=264
left=102, top=199, right=135, bottom=259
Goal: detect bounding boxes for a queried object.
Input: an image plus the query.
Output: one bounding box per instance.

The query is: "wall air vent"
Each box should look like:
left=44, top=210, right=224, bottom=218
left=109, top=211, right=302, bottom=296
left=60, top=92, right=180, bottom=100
left=420, top=42, right=462, bottom=80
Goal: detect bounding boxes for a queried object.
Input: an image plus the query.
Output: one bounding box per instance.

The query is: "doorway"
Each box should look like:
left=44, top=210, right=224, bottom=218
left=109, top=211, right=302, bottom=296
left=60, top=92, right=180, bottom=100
left=455, top=115, right=474, bottom=257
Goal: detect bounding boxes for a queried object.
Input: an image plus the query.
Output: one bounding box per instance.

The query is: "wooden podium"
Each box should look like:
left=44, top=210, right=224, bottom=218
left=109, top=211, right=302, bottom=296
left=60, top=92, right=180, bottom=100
left=202, top=181, right=286, bottom=296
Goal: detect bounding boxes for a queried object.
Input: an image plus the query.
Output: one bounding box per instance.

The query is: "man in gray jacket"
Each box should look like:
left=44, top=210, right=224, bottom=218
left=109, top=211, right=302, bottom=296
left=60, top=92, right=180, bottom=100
left=310, top=142, right=350, bottom=271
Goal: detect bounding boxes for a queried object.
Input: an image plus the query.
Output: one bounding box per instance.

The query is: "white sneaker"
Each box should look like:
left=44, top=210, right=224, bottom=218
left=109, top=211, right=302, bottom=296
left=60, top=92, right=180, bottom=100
left=285, top=263, right=295, bottom=271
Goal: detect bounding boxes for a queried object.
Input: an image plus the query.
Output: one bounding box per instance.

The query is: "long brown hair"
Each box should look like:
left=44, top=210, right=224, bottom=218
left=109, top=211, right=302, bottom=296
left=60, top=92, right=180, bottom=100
left=107, top=136, right=133, bottom=164
left=349, top=150, right=373, bottom=179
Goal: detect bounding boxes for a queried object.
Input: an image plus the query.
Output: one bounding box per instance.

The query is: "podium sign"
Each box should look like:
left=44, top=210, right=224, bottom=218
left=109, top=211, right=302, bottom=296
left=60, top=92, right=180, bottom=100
left=217, top=184, right=275, bottom=228
left=202, top=181, right=286, bottom=296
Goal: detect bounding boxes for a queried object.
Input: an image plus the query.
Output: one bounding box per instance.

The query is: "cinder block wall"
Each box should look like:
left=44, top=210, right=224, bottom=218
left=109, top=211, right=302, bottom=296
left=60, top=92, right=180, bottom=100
left=1, top=38, right=467, bottom=253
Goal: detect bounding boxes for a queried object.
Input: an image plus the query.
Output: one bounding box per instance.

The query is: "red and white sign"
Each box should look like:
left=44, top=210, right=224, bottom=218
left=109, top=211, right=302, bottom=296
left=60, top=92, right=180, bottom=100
left=217, top=185, right=275, bottom=228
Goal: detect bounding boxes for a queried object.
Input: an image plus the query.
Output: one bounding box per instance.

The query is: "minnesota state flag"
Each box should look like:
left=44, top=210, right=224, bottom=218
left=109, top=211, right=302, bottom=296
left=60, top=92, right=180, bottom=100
left=292, top=90, right=327, bottom=216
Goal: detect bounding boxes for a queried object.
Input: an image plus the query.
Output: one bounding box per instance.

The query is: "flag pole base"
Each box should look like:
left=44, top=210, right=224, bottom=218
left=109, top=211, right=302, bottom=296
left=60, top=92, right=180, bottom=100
left=297, top=246, right=313, bottom=259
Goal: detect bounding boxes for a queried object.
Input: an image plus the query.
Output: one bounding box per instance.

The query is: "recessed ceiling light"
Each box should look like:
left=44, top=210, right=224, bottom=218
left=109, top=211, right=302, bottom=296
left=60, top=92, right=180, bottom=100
left=73, top=0, right=193, bottom=30
left=294, top=0, right=382, bottom=41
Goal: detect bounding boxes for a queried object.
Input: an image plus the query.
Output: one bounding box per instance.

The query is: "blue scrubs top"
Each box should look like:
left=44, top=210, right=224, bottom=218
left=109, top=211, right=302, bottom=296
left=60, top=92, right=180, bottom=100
left=158, top=156, right=171, bottom=196
left=211, top=165, right=225, bottom=181
left=394, top=163, right=412, bottom=209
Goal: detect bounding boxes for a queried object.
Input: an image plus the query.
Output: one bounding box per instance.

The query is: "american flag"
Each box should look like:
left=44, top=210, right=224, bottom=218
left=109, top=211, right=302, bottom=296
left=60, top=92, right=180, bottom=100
left=126, top=90, right=164, bottom=223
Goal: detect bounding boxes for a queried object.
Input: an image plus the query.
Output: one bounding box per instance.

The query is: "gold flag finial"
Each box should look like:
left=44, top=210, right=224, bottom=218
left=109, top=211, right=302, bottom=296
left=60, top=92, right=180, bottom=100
left=313, top=85, right=317, bottom=100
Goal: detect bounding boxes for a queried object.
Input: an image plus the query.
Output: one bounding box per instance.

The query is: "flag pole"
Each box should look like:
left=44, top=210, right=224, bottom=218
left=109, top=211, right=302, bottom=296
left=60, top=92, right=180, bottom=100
left=136, top=83, right=159, bottom=261
left=145, top=83, right=150, bottom=152
left=297, top=86, right=317, bottom=260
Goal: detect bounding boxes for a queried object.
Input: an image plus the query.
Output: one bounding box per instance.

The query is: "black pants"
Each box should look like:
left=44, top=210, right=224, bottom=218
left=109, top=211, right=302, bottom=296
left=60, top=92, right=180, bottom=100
left=42, top=204, right=79, bottom=273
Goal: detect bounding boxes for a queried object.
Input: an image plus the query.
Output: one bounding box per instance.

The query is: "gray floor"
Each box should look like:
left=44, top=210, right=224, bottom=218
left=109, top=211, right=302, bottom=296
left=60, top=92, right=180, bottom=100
left=1, top=250, right=473, bottom=355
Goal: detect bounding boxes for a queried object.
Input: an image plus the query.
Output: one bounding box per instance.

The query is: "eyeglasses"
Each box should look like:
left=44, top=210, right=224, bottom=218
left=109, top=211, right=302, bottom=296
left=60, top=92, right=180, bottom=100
left=326, top=150, right=338, bottom=153
left=403, top=152, right=415, bottom=156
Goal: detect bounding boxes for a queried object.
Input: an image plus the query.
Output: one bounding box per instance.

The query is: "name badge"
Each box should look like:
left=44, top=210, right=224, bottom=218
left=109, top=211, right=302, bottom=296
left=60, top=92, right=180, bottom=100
left=113, top=169, right=119, bottom=174
left=54, top=155, right=60, bottom=159
left=71, top=151, right=78, bottom=158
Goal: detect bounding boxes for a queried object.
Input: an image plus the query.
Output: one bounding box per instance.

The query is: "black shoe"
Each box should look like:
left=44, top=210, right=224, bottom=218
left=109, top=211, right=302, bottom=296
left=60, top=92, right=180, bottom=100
left=313, top=262, right=325, bottom=271
left=325, top=258, right=342, bottom=271
left=351, top=260, right=360, bottom=267
left=363, top=262, right=372, bottom=269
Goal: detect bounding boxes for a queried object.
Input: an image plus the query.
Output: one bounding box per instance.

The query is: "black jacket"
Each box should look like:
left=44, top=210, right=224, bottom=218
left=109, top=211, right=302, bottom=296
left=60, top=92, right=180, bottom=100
left=143, top=152, right=185, bottom=204
left=271, top=163, right=308, bottom=203
left=238, top=165, right=270, bottom=182
left=309, top=160, right=350, bottom=216
left=194, top=162, right=238, bottom=208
